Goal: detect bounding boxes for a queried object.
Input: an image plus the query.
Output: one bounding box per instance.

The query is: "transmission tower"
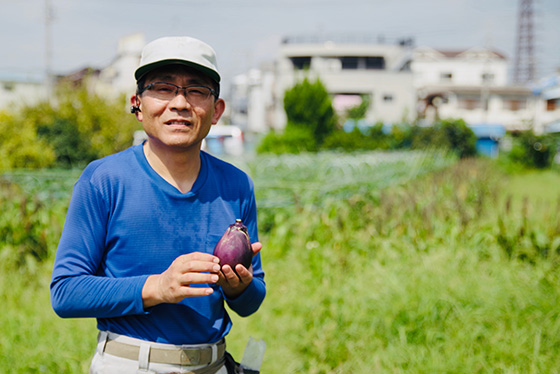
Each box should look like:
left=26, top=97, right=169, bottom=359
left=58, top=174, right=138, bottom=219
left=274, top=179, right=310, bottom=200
left=513, top=0, right=536, bottom=84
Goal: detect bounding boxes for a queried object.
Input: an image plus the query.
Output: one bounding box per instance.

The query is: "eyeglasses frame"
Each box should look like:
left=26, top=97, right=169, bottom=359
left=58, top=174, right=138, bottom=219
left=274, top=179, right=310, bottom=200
left=139, top=81, right=218, bottom=102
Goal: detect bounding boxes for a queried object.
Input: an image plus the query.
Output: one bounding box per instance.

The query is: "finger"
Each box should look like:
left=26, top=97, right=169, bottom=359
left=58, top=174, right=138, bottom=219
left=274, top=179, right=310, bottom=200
left=234, top=264, right=253, bottom=283
left=180, top=259, right=221, bottom=274
left=179, top=272, right=219, bottom=286
left=180, top=285, right=215, bottom=298
left=220, top=265, right=240, bottom=287
left=180, top=252, right=220, bottom=265
left=251, top=242, right=262, bottom=256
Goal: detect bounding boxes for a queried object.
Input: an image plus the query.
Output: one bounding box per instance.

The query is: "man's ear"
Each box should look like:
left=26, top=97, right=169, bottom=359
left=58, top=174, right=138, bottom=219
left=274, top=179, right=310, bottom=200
left=211, top=98, right=226, bottom=125
left=130, top=95, right=142, bottom=120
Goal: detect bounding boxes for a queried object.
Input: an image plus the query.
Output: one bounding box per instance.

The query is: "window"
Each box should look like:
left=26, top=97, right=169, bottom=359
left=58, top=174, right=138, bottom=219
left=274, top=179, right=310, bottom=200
left=290, top=57, right=311, bottom=70
left=341, top=57, right=359, bottom=69
left=365, top=57, right=385, bottom=70
left=481, top=73, right=495, bottom=83
left=504, top=99, right=527, bottom=111
left=458, top=98, right=481, bottom=110
left=547, top=99, right=559, bottom=111
left=340, top=56, right=385, bottom=70
left=440, top=72, right=453, bottom=82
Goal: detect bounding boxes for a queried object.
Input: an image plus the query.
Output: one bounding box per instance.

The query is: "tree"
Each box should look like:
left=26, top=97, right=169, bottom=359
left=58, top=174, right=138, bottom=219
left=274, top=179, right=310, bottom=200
left=0, top=110, right=55, bottom=169
left=20, top=82, right=141, bottom=168
left=283, top=77, right=337, bottom=144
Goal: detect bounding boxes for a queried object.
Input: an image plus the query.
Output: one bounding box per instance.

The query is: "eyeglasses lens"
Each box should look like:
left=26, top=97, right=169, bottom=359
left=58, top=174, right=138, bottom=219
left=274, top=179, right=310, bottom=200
left=146, top=83, right=213, bottom=103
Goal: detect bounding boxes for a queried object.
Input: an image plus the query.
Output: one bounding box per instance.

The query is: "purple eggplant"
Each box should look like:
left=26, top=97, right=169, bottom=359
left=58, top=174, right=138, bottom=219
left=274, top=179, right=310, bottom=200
left=213, top=219, right=253, bottom=271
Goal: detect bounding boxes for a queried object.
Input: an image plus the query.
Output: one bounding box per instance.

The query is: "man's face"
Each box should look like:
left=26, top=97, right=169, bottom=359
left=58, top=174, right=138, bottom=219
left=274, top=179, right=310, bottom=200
left=132, top=65, right=225, bottom=152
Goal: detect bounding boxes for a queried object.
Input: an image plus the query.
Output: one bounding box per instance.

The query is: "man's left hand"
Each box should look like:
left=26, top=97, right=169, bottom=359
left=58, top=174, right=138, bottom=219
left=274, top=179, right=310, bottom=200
left=218, top=242, right=262, bottom=299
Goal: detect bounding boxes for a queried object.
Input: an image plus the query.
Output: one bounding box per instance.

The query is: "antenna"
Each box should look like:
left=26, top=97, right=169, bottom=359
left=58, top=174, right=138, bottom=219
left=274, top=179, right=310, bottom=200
left=513, top=0, right=536, bottom=85
left=45, top=0, right=54, bottom=100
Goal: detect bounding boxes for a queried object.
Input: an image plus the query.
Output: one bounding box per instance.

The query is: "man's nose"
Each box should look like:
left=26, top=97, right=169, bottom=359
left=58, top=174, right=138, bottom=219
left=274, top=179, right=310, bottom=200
left=169, top=89, right=191, bottom=108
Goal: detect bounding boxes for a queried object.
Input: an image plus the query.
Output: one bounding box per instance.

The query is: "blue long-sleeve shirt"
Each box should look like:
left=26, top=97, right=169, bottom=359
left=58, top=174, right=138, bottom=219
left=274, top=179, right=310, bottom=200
left=50, top=144, right=265, bottom=345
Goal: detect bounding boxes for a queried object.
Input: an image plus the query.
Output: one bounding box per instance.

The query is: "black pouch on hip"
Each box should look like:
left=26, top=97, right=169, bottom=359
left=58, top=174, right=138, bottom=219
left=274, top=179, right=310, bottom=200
left=224, top=352, right=259, bottom=374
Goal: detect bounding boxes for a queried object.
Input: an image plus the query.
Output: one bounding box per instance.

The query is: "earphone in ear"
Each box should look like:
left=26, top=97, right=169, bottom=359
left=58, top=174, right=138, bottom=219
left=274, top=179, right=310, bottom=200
left=130, top=105, right=141, bottom=113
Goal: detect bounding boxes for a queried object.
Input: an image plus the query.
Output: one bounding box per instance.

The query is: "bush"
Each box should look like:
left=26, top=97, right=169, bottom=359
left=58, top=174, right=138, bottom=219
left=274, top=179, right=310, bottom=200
left=0, top=111, right=56, bottom=169
left=1, top=82, right=142, bottom=169
left=436, top=119, right=477, bottom=158
left=345, top=95, right=370, bottom=120
left=408, top=119, right=477, bottom=158
left=321, top=127, right=373, bottom=151
left=0, top=176, right=67, bottom=267
left=256, top=125, right=318, bottom=154
left=509, top=131, right=557, bottom=169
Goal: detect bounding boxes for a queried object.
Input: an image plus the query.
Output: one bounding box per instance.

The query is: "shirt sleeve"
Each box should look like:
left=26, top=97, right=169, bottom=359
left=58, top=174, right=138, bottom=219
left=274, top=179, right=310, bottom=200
left=50, top=174, right=148, bottom=319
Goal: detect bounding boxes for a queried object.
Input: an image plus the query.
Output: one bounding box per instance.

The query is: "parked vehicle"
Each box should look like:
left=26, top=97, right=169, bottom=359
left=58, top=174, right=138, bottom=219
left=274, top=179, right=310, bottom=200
left=202, top=125, right=244, bottom=156
left=133, top=125, right=245, bottom=156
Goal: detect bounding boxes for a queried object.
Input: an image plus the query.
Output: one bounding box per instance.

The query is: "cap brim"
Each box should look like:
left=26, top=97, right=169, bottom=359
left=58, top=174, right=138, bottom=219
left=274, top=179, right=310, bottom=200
left=134, top=59, right=221, bottom=83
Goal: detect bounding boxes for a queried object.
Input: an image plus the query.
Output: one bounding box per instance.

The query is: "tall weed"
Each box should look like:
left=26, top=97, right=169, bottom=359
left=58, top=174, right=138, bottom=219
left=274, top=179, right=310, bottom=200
left=227, top=158, right=560, bottom=373
left=2, top=154, right=560, bottom=373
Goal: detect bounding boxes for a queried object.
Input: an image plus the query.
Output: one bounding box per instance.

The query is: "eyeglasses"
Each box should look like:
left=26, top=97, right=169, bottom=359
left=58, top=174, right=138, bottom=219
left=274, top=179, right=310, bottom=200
left=140, top=82, right=217, bottom=103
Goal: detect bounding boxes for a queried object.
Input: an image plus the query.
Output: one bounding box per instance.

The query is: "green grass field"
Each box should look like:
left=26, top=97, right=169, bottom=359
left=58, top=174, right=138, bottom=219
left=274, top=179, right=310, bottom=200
left=1, top=152, right=560, bottom=373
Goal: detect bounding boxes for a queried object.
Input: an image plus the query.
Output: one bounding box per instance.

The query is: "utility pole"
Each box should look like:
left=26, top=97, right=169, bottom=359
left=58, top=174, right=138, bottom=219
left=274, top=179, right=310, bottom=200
left=45, top=0, right=53, bottom=101
left=513, top=0, right=536, bottom=85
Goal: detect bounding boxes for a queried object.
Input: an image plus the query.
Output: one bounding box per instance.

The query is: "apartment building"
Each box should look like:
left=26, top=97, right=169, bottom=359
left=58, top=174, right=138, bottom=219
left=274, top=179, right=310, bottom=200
left=412, top=46, right=536, bottom=133
left=230, top=36, right=417, bottom=132
left=230, top=37, right=548, bottom=137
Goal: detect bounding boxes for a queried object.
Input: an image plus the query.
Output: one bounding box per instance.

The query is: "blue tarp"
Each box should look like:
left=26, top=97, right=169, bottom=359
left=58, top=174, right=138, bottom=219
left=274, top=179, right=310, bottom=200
left=469, top=124, right=506, bottom=139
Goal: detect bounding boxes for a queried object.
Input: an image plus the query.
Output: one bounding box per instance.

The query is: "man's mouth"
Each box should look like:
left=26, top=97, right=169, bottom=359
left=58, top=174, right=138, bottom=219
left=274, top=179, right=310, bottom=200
left=165, top=120, right=192, bottom=126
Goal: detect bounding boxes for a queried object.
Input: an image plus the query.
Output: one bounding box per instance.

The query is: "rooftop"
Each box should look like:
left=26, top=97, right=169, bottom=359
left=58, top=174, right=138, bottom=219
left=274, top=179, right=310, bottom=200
left=282, top=34, right=415, bottom=47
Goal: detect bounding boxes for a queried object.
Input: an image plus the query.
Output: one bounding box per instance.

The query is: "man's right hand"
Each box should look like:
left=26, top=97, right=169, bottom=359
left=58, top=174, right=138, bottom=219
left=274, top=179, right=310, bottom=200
left=142, top=252, right=221, bottom=308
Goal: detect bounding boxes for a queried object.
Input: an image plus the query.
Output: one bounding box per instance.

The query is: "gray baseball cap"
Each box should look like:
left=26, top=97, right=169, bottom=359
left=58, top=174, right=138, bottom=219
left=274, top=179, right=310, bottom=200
left=134, top=36, right=221, bottom=83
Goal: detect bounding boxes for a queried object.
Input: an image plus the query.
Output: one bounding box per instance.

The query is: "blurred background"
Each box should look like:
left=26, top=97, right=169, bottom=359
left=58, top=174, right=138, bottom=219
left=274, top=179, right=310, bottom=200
left=1, top=0, right=559, bottom=153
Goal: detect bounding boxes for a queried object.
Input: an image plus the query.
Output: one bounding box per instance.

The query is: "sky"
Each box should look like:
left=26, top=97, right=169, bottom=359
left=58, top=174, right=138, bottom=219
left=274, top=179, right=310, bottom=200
left=1, top=0, right=559, bottom=91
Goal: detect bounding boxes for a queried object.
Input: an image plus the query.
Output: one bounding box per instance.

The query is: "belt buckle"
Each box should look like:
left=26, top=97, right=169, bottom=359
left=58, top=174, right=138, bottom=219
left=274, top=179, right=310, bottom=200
left=180, top=347, right=201, bottom=366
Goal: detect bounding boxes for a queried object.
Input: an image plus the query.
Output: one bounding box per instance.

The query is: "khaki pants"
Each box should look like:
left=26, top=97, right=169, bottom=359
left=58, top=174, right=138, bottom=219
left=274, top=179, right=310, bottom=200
left=90, top=331, right=228, bottom=374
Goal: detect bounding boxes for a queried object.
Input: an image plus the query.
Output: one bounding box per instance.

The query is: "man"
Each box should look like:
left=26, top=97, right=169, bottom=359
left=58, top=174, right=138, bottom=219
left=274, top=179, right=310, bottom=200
left=50, top=36, right=266, bottom=374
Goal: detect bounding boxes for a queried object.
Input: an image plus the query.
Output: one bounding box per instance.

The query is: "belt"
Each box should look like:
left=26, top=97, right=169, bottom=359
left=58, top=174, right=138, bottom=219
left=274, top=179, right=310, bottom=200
left=102, top=338, right=226, bottom=366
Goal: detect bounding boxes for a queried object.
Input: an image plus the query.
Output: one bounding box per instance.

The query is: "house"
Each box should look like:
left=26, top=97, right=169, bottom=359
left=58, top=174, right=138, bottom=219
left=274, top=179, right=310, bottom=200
left=273, top=35, right=417, bottom=130
left=60, top=33, right=143, bottom=99
left=0, top=72, right=47, bottom=110
left=94, top=33, right=144, bottom=98
left=534, top=73, right=560, bottom=134
left=230, top=37, right=547, bottom=144
left=411, top=46, right=537, bottom=133
left=230, top=35, right=417, bottom=133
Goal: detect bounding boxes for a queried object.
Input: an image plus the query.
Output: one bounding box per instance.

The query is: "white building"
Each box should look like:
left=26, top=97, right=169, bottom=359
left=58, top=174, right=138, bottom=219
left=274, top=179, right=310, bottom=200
left=230, top=36, right=416, bottom=133
left=94, top=33, right=144, bottom=98
left=229, top=37, right=554, bottom=136
left=411, top=46, right=537, bottom=132
left=412, top=47, right=509, bottom=87
left=534, top=73, right=560, bottom=134
left=0, top=73, right=47, bottom=110
left=272, top=36, right=416, bottom=130
left=229, top=67, right=276, bottom=133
